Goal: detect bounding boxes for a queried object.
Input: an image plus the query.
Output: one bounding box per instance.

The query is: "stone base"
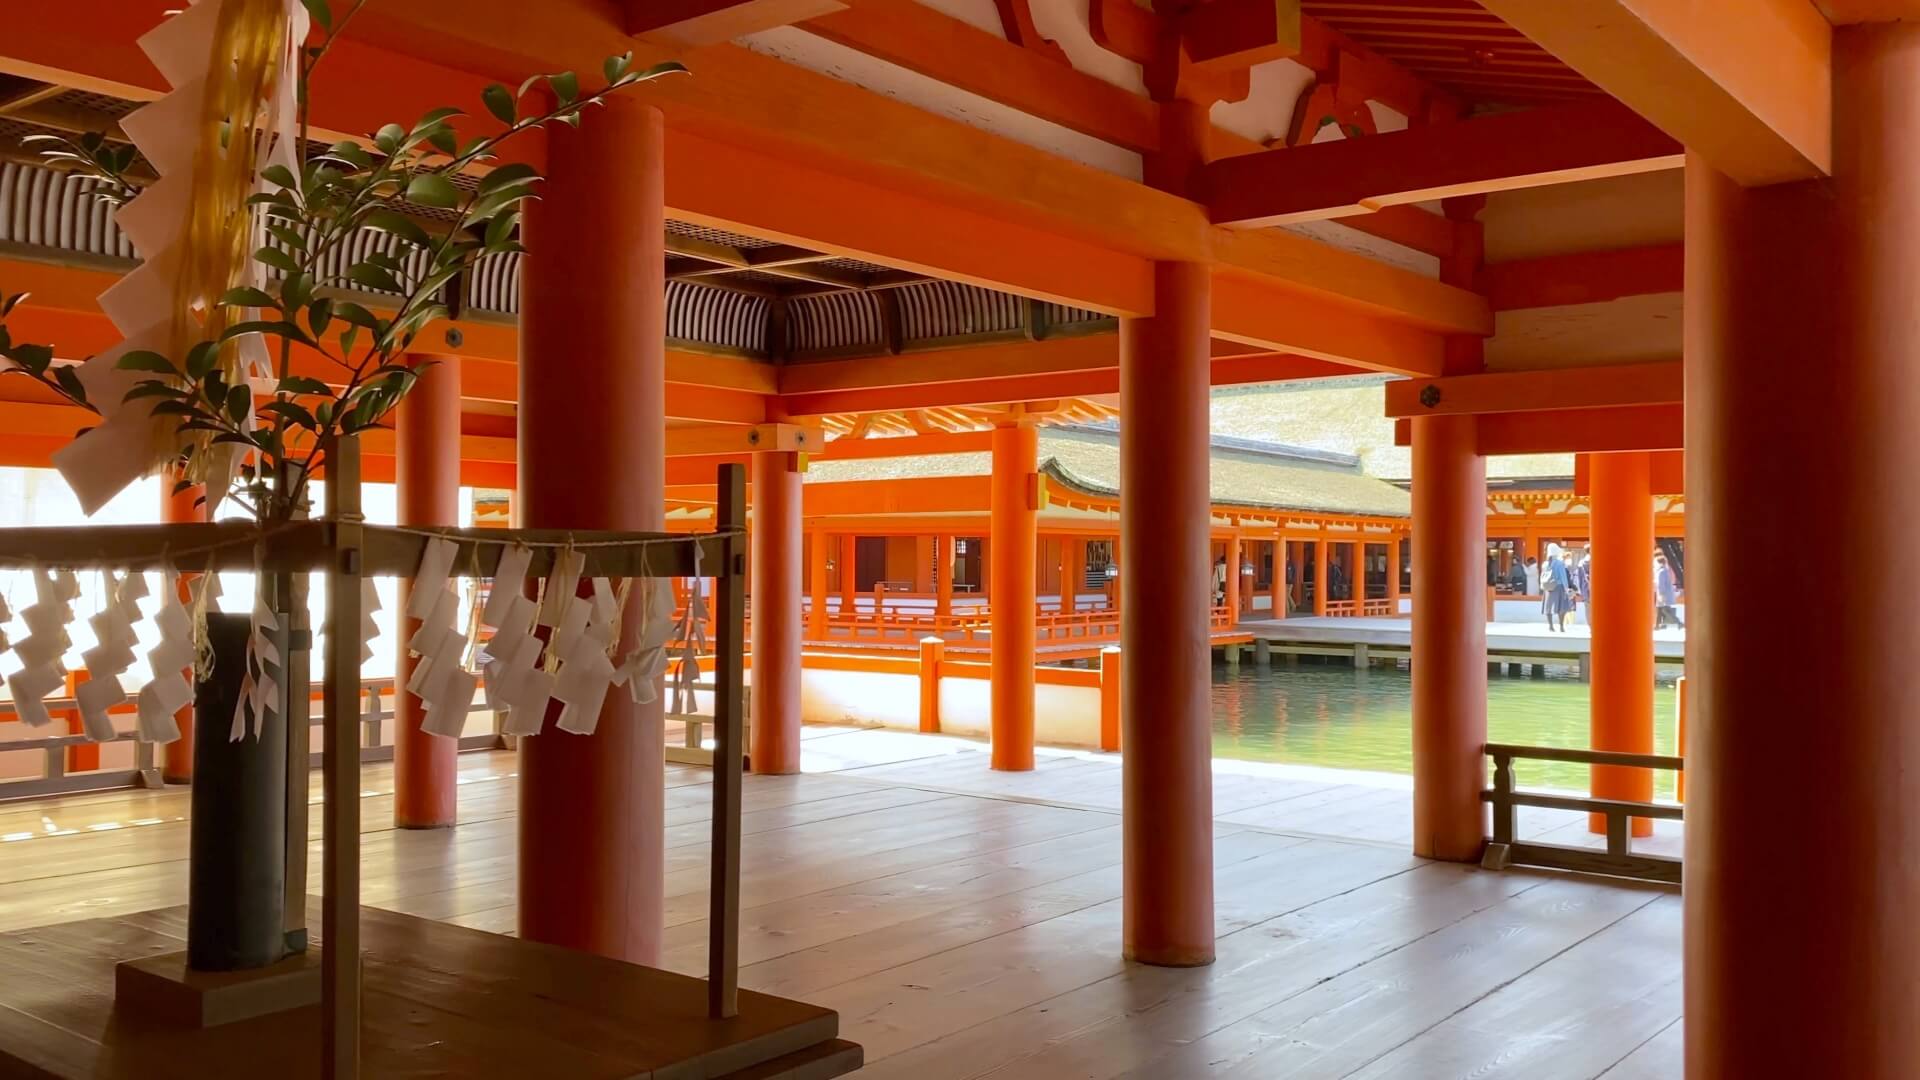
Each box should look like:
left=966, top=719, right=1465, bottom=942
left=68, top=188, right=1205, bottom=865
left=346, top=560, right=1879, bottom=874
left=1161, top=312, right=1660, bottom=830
left=114, top=948, right=322, bottom=1028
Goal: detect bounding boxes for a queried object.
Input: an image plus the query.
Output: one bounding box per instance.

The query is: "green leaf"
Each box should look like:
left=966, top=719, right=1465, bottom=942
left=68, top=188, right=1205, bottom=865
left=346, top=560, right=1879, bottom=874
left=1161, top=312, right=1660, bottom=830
left=631, top=61, right=689, bottom=84
left=261, top=163, right=298, bottom=191
left=334, top=302, right=382, bottom=330
left=1, top=291, right=25, bottom=317
left=224, top=383, right=253, bottom=425
left=211, top=431, right=259, bottom=448
left=220, top=286, right=278, bottom=308
left=374, top=123, right=406, bottom=155
left=149, top=399, right=200, bottom=418
left=413, top=107, right=464, bottom=132
left=280, top=271, right=313, bottom=311
left=123, top=380, right=187, bottom=401
left=222, top=320, right=311, bottom=345
left=404, top=173, right=460, bottom=209
left=548, top=71, right=578, bottom=105
left=477, top=161, right=539, bottom=196
left=52, top=366, right=88, bottom=406
left=116, top=350, right=177, bottom=374
left=346, top=263, right=404, bottom=293
left=604, top=52, right=633, bottom=84
left=277, top=375, right=330, bottom=395
left=8, top=343, right=54, bottom=374
left=366, top=208, right=431, bottom=247
left=307, top=297, right=333, bottom=337
left=338, top=326, right=361, bottom=361
left=259, top=400, right=317, bottom=430
left=254, top=245, right=300, bottom=275
left=486, top=210, right=520, bottom=249
left=481, top=83, right=516, bottom=126
left=300, top=0, right=331, bottom=31
left=184, top=340, right=220, bottom=380
left=326, top=140, right=374, bottom=169
left=267, top=223, right=307, bottom=251
left=426, top=126, right=459, bottom=156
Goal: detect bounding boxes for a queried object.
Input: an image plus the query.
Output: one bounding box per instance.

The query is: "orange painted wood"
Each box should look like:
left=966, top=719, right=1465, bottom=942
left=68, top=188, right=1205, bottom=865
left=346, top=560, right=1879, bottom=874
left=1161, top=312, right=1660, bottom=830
left=1575, top=450, right=1684, bottom=498
left=1586, top=452, right=1654, bottom=838
left=916, top=637, right=944, bottom=733
left=804, top=477, right=989, bottom=517
left=751, top=451, right=805, bottom=774
left=1410, top=414, right=1486, bottom=863
left=1683, top=29, right=1920, bottom=1073
left=1204, top=101, right=1683, bottom=228
left=1179, top=0, right=1302, bottom=70
left=1119, top=258, right=1215, bottom=967
left=988, top=423, right=1038, bottom=771
left=1478, top=0, right=1830, bottom=185
left=393, top=354, right=461, bottom=829
left=807, top=530, right=830, bottom=639
left=1099, top=646, right=1122, bottom=752
left=515, top=96, right=667, bottom=966
left=1476, top=405, right=1683, bottom=456
left=1484, top=244, right=1684, bottom=312
left=801, top=0, right=1160, bottom=151
left=1384, top=361, right=1683, bottom=419
left=816, top=431, right=993, bottom=461
left=629, top=0, right=846, bottom=46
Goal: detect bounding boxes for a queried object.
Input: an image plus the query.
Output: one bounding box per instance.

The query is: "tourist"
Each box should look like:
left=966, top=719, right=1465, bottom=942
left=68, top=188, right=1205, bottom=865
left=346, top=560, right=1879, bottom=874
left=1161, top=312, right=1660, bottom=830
left=1541, top=543, right=1574, bottom=631
left=1523, top=556, right=1540, bottom=595
left=1655, top=553, right=1684, bottom=629
left=1575, top=549, right=1593, bottom=623
left=1213, top=555, right=1228, bottom=607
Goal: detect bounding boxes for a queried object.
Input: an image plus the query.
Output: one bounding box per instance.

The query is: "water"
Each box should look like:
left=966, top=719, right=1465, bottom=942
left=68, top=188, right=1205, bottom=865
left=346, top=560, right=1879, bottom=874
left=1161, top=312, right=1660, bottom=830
left=1211, top=661, right=1681, bottom=797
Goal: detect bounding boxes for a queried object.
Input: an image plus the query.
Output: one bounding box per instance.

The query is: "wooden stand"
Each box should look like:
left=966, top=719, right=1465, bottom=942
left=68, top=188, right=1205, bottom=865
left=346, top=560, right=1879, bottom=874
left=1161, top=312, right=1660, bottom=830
left=114, top=949, right=323, bottom=1028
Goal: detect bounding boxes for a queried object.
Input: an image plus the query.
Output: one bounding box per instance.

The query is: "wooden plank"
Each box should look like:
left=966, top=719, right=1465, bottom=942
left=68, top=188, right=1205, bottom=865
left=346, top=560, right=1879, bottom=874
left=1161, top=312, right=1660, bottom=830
left=710, top=463, right=748, bottom=1017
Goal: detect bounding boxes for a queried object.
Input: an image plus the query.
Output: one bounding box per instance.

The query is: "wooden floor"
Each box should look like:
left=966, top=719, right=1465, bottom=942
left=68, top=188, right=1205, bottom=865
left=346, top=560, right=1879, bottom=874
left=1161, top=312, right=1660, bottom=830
left=0, top=725, right=1682, bottom=1079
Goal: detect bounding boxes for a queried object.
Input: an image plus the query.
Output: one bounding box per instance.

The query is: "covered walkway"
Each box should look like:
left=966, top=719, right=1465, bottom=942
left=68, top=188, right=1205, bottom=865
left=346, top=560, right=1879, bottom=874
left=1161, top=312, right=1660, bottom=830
left=0, top=736, right=1681, bottom=1079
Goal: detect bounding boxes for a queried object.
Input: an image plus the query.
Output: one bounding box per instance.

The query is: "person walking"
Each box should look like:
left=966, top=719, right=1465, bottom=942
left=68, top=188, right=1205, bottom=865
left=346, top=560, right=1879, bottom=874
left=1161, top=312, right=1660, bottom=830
left=1523, top=555, right=1541, bottom=596
left=1541, top=543, right=1574, bottom=632
left=1213, top=554, right=1228, bottom=608
left=1654, top=553, right=1684, bottom=629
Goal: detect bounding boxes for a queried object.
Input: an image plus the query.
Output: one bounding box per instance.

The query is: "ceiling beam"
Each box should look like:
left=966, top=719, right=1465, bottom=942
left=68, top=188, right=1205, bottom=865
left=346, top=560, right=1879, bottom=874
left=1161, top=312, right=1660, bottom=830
left=628, top=0, right=848, bottom=47
left=1476, top=0, right=1830, bottom=185
left=1179, top=0, right=1302, bottom=72
left=1484, top=244, right=1683, bottom=312
left=815, top=430, right=991, bottom=459
left=1384, top=361, right=1682, bottom=419
left=1203, top=101, right=1683, bottom=229
left=1395, top=404, right=1684, bottom=455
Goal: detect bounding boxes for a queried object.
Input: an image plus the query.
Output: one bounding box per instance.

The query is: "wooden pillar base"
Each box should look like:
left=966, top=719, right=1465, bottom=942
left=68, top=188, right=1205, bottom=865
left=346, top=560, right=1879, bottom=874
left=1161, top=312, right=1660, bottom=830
left=115, top=949, right=323, bottom=1028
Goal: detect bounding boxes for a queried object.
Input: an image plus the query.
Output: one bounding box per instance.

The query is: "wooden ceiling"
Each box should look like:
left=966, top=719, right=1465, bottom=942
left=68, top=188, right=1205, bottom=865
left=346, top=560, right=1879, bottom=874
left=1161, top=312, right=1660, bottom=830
left=1302, top=0, right=1606, bottom=109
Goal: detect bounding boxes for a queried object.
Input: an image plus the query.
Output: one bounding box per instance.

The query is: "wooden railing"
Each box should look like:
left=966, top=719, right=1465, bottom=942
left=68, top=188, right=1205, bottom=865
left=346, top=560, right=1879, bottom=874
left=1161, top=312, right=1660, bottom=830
left=1321, top=598, right=1395, bottom=617
left=0, top=677, right=504, bottom=802
left=1482, top=743, right=1684, bottom=885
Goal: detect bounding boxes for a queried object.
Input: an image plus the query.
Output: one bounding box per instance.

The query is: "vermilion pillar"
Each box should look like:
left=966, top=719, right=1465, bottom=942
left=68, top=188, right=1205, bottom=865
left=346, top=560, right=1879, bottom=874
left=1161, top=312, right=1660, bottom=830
left=839, top=534, right=857, bottom=619
left=1587, top=451, right=1653, bottom=836
left=989, top=421, right=1037, bottom=771
left=1269, top=540, right=1285, bottom=616
left=1387, top=536, right=1403, bottom=613
left=1410, top=414, right=1487, bottom=861
left=394, top=352, right=461, bottom=828
left=1120, top=258, right=1215, bottom=967
left=751, top=451, right=803, bottom=775
left=913, top=535, right=934, bottom=594
left=161, top=475, right=203, bottom=783
left=807, top=529, right=828, bottom=639
left=934, top=534, right=953, bottom=618
left=518, top=95, right=666, bottom=964
left=1684, top=25, right=1920, bottom=1077
left=1312, top=540, right=1329, bottom=616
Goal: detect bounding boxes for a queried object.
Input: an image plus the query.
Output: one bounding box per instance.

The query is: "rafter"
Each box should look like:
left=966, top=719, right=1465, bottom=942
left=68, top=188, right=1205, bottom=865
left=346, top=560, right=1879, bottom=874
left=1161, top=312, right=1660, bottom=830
left=1394, top=404, right=1684, bottom=455
left=1477, top=0, right=1830, bottom=185
left=627, top=0, right=847, bottom=47
left=1204, top=100, right=1683, bottom=228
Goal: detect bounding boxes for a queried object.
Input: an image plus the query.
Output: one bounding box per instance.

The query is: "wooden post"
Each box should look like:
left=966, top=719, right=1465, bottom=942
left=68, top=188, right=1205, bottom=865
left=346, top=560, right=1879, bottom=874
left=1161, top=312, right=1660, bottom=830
left=393, top=353, right=461, bottom=828
left=1313, top=539, right=1329, bottom=616
left=1268, top=538, right=1285, bottom=618
left=750, top=451, right=803, bottom=775
left=61, top=671, right=97, bottom=773
left=1388, top=535, right=1404, bottom=614
left=1589, top=451, right=1655, bottom=837
left=277, top=460, right=313, bottom=953
left=161, top=473, right=204, bottom=783
left=918, top=637, right=944, bottom=733
left=1675, top=673, right=1688, bottom=804
left=320, top=434, right=365, bottom=1079
left=989, top=421, right=1038, bottom=771
left=1223, top=535, right=1241, bottom=622
left=709, top=463, right=747, bottom=1019
left=807, top=529, right=828, bottom=640
left=1099, top=645, right=1121, bottom=752
left=934, top=534, right=953, bottom=619
left=913, top=534, right=934, bottom=595
left=839, top=533, right=858, bottom=623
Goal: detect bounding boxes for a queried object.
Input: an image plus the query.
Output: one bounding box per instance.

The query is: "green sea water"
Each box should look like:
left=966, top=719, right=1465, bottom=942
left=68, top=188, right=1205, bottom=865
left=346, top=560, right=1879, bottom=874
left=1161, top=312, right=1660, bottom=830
left=1210, top=661, right=1681, bottom=798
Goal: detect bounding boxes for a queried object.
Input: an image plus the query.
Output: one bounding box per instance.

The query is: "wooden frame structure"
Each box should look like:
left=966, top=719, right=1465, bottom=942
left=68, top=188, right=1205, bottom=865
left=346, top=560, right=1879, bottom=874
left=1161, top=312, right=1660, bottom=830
left=1483, top=742, right=1683, bottom=886
left=0, top=439, right=752, bottom=1078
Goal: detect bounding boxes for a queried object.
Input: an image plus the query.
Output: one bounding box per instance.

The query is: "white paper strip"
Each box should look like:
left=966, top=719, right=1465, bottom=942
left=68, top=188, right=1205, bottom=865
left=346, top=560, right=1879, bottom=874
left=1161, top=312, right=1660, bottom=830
left=483, top=544, right=533, bottom=629
left=538, top=549, right=584, bottom=628
left=408, top=538, right=460, bottom=620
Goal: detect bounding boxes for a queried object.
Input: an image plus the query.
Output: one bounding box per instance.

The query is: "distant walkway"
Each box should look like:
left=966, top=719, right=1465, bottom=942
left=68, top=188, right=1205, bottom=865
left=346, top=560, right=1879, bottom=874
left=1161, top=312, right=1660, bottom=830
left=1238, top=616, right=1686, bottom=667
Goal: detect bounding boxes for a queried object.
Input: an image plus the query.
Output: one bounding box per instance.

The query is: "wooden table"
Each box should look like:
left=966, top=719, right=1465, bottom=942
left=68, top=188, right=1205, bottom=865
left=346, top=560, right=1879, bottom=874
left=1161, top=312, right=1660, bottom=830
left=0, top=904, right=859, bottom=1079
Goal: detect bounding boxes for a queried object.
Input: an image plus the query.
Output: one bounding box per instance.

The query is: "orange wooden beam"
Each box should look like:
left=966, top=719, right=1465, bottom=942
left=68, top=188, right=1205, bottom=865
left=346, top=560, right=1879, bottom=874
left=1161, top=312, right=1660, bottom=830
left=1576, top=450, right=1684, bottom=497
left=1179, top=0, right=1303, bottom=71
left=1384, top=361, right=1683, bottom=419
left=1203, top=101, right=1683, bottom=228
left=802, top=476, right=989, bottom=516
left=629, top=0, right=846, bottom=46
left=1477, top=0, right=1830, bottom=185
left=800, top=0, right=1161, bottom=153
left=1394, top=404, right=1684, bottom=455
left=815, top=431, right=993, bottom=459
left=1484, top=244, right=1684, bottom=312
